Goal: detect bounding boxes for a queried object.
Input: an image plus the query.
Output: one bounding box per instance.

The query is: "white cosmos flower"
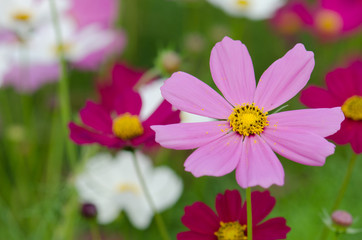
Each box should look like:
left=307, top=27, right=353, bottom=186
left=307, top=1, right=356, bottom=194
left=139, top=79, right=213, bottom=123
left=207, top=0, right=285, bottom=20
left=75, top=151, right=183, bottom=229
left=0, top=0, right=70, bottom=35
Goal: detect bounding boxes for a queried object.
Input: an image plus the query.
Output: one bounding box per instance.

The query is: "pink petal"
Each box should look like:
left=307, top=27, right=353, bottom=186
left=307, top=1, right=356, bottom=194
left=80, top=101, right=113, bottom=134
left=215, top=190, right=242, bottom=223
left=262, top=128, right=335, bottom=166
left=254, top=43, right=314, bottom=111
left=143, top=100, right=180, bottom=127
left=241, top=191, right=276, bottom=226
left=113, top=89, right=142, bottom=115
left=300, top=86, right=343, bottom=107
left=327, top=118, right=355, bottom=145
left=181, top=202, right=219, bottom=235
left=68, top=123, right=124, bottom=148
left=177, top=231, right=214, bottom=240
left=161, top=71, right=233, bottom=119
left=268, top=107, right=344, bottom=137
left=253, top=217, right=291, bottom=240
left=151, top=121, right=229, bottom=150
left=210, top=36, right=256, bottom=105
left=184, top=133, right=242, bottom=177
left=236, top=136, right=284, bottom=189
left=111, top=63, right=144, bottom=89
left=349, top=121, right=362, bottom=154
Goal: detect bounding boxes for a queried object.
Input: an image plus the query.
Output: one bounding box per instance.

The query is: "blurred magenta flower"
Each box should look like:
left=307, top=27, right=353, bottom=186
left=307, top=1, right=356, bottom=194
left=300, top=60, right=362, bottom=154
left=152, top=36, right=344, bottom=188
left=69, top=64, right=180, bottom=148
left=178, top=190, right=290, bottom=240
left=207, top=0, right=285, bottom=20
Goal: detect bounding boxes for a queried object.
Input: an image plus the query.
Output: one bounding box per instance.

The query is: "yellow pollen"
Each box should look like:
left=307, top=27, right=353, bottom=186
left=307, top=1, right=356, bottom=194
left=12, top=11, right=32, bottom=22
left=116, top=183, right=140, bottom=194
left=215, top=221, right=247, bottom=240
left=54, top=43, right=72, bottom=55
left=112, top=113, right=144, bottom=140
left=315, top=10, right=343, bottom=35
left=341, top=95, right=362, bottom=121
left=236, top=0, right=249, bottom=7
left=228, top=103, right=269, bottom=137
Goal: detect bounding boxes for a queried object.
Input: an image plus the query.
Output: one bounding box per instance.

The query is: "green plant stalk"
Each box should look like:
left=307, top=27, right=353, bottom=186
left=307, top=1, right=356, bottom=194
left=48, top=0, right=77, bottom=168
left=131, top=151, right=171, bottom=240
left=90, top=219, right=101, bottom=240
left=246, top=187, right=253, bottom=240
left=320, top=152, right=358, bottom=240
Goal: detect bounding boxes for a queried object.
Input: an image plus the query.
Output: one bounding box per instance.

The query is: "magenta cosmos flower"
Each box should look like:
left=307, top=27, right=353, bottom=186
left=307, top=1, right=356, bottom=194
left=69, top=64, right=180, bottom=148
left=300, top=60, right=362, bottom=154
left=178, top=190, right=291, bottom=240
left=151, top=37, right=344, bottom=188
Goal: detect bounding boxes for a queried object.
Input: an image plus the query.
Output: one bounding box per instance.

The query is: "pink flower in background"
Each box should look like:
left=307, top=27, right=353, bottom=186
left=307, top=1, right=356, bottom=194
left=152, top=37, right=344, bottom=188
left=301, top=59, right=362, bottom=154
left=69, top=64, right=180, bottom=149
left=178, top=190, right=291, bottom=240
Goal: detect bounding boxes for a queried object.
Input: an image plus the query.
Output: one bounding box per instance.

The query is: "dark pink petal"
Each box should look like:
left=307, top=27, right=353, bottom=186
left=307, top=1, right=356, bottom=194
left=181, top=202, right=219, bottom=235
left=262, top=128, right=335, bottom=166
left=79, top=101, right=113, bottom=134
left=300, top=85, right=343, bottom=107
left=268, top=107, right=344, bottom=137
left=142, top=100, right=180, bottom=127
left=349, top=120, right=362, bottom=154
left=215, top=190, right=242, bottom=223
left=68, top=123, right=124, bottom=148
left=253, top=217, right=291, bottom=240
left=325, top=68, right=360, bottom=102
left=111, top=63, right=144, bottom=89
left=210, top=36, right=256, bottom=105
left=151, top=121, right=229, bottom=150
left=161, top=72, right=233, bottom=119
left=113, top=88, right=142, bottom=115
left=184, top=133, right=242, bottom=177
left=236, top=136, right=284, bottom=189
left=241, top=191, right=276, bottom=226
left=327, top=118, right=355, bottom=145
left=177, top=231, right=215, bottom=240
left=254, top=43, right=314, bottom=111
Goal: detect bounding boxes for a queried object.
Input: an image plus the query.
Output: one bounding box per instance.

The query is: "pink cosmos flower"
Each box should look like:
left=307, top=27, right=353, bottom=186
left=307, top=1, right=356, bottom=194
left=178, top=190, right=291, bottom=240
left=300, top=59, right=362, bottom=154
left=151, top=36, right=344, bottom=188
left=69, top=64, right=180, bottom=148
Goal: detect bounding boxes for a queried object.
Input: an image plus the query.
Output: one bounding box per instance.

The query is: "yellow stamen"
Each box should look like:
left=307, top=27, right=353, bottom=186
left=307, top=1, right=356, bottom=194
left=228, top=103, right=269, bottom=137
left=215, top=221, right=247, bottom=240
left=315, top=10, right=343, bottom=35
left=236, top=0, right=249, bottom=8
left=341, top=95, right=362, bottom=121
left=12, top=11, right=32, bottom=22
left=112, top=113, right=144, bottom=140
left=54, top=43, right=72, bottom=55
left=116, top=183, right=140, bottom=194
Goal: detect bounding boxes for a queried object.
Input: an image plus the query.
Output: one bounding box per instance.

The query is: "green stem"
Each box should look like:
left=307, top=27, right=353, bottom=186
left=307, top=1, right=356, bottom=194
left=131, top=151, right=170, bottom=240
left=320, top=152, right=358, bottom=240
left=48, top=0, right=77, bottom=168
left=246, top=187, right=253, bottom=240
left=90, top=220, right=101, bottom=240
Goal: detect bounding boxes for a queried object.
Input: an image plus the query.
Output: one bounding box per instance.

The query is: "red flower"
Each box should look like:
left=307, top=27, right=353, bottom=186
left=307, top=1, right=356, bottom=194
left=300, top=60, right=362, bottom=154
left=69, top=63, right=180, bottom=148
left=178, top=190, right=291, bottom=240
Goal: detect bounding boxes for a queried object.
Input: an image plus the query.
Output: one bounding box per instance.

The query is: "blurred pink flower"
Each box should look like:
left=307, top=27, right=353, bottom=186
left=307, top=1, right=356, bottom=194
left=300, top=59, right=362, bottom=154
left=178, top=190, right=291, bottom=240
left=152, top=36, right=344, bottom=188
left=69, top=64, right=180, bottom=149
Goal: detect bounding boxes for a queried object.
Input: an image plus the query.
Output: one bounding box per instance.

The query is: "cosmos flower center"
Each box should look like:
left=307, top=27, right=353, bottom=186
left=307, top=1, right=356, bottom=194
left=236, top=0, right=249, bottom=8
left=12, top=11, right=32, bottom=22
left=228, top=103, right=269, bottom=137
left=341, top=95, right=362, bottom=121
left=116, top=183, right=140, bottom=195
left=215, top=221, right=247, bottom=240
left=315, top=10, right=343, bottom=35
left=112, top=113, right=144, bottom=140
left=54, top=43, right=72, bottom=55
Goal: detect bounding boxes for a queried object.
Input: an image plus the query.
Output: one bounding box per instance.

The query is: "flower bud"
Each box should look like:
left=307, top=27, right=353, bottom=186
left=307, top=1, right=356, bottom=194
left=332, top=210, right=353, bottom=227
left=158, top=50, right=181, bottom=75
left=184, top=33, right=205, bottom=54
left=81, top=203, right=97, bottom=219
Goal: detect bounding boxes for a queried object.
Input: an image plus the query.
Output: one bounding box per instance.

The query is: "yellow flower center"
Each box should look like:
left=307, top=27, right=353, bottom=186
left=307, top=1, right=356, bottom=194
left=12, top=11, right=32, bottom=22
left=215, top=221, right=247, bottom=240
left=236, top=0, right=249, bottom=8
left=54, top=43, right=72, bottom=55
left=112, top=113, right=144, bottom=140
left=116, top=183, right=140, bottom=195
left=228, top=103, right=269, bottom=137
left=315, top=10, right=343, bottom=35
left=341, top=95, right=362, bottom=121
